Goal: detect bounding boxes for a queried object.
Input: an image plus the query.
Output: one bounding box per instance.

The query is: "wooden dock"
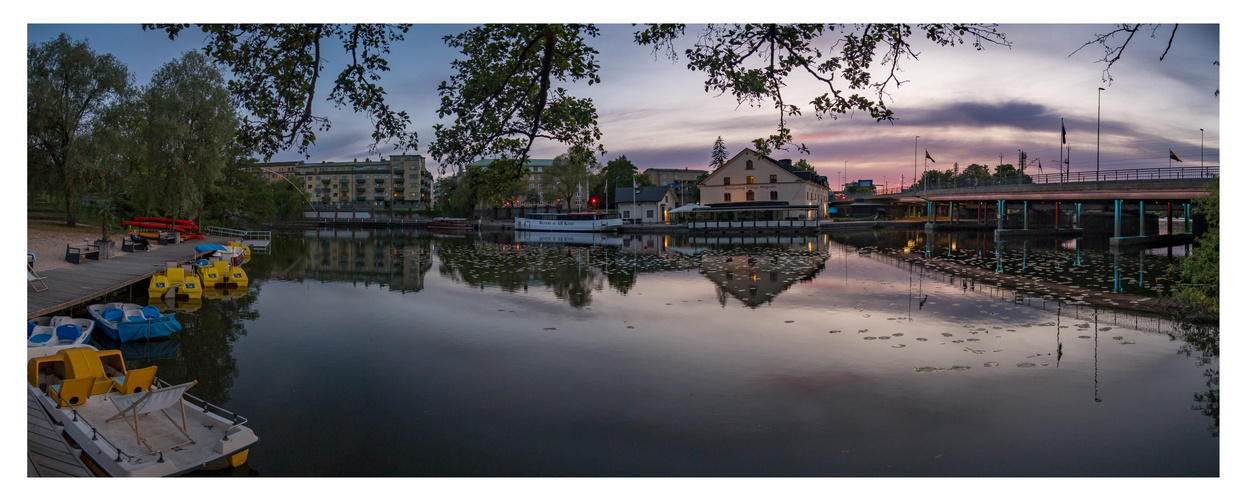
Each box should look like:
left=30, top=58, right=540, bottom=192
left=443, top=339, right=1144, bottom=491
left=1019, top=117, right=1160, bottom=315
left=28, top=388, right=95, bottom=477
left=27, top=236, right=230, bottom=319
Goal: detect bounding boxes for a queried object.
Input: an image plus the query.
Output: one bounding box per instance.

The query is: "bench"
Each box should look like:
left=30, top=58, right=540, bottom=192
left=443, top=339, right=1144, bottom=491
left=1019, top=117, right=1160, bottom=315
left=157, top=232, right=180, bottom=245
left=121, top=235, right=150, bottom=253
left=65, top=244, right=100, bottom=264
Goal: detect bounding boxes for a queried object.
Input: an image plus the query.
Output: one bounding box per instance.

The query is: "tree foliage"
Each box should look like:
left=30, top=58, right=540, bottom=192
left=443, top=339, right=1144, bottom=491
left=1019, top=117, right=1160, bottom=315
left=636, top=23, right=1009, bottom=154
left=28, top=33, right=134, bottom=226
left=430, top=24, right=605, bottom=180
left=600, top=155, right=638, bottom=206
left=138, top=51, right=237, bottom=223
left=145, top=24, right=420, bottom=159
left=540, top=146, right=597, bottom=207
left=792, top=158, right=816, bottom=173
left=1173, top=177, right=1219, bottom=316
left=709, top=136, right=728, bottom=169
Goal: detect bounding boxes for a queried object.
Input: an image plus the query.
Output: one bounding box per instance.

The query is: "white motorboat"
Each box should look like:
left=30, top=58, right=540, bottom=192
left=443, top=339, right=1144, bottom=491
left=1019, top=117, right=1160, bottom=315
left=27, top=345, right=257, bottom=476
left=514, top=212, right=623, bottom=232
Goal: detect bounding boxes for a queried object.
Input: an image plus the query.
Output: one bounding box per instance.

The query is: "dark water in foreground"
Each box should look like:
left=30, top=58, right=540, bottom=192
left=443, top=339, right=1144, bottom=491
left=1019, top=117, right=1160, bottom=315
left=111, top=229, right=1216, bottom=476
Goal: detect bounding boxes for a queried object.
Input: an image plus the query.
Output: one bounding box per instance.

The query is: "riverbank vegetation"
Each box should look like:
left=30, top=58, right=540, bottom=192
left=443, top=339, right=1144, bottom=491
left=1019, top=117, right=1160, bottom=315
left=1171, top=177, right=1218, bottom=320
left=28, top=35, right=307, bottom=231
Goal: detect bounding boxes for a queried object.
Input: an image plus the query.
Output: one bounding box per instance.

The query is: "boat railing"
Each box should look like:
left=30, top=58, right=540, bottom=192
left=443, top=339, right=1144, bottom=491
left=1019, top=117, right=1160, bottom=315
left=203, top=226, right=272, bottom=242
left=158, top=377, right=250, bottom=441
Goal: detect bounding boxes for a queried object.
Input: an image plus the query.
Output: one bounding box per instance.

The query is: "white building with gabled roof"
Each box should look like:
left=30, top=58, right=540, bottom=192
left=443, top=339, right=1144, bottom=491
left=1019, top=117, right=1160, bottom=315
left=696, top=148, right=830, bottom=220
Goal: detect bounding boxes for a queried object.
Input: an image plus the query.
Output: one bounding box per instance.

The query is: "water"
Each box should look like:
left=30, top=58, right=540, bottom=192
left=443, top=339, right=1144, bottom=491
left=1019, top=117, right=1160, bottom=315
left=107, top=228, right=1217, bottom=476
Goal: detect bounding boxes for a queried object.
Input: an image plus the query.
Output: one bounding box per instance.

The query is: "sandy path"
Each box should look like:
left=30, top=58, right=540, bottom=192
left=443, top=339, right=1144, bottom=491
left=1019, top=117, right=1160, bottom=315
left=26, top=222, right=178, bottom=272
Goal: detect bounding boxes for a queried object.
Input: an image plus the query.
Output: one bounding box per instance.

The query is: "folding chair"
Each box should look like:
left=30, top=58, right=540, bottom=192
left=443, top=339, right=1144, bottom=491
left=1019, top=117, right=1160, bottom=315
left=111, top=366, right=158, bottom=395
left=28, top=253, right=48, bottom=292
left=106, top=380, right=198, bottom=452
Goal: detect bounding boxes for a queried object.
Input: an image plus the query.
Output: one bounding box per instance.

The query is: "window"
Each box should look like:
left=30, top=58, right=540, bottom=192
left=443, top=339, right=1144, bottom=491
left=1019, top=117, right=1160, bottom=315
left=623, top=210, right=631, bottom=218
left=770, top=174, right=777, bottom=183
left=746, top=160, right=754, bottom=170
left=770, top=191, right=778, bottom=200
left=724, top=193, right=732, bottom=202
left=724, top=177, right=731, bottom=185
left=746, top=176, right=753, bottom=184
left=646, top=209, right=654, bottom=219
left=746, top=191, right=755, bottom=201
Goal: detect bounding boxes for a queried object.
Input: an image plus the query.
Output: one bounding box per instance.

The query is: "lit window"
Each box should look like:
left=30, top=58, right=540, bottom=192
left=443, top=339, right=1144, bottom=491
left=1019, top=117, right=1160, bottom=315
left=746, top=176, right=753, bottom=184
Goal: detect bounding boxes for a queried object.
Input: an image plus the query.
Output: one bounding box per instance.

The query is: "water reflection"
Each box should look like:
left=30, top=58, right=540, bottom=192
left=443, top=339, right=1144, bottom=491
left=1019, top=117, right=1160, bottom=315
left=103, top=227, right=1217, bottom=476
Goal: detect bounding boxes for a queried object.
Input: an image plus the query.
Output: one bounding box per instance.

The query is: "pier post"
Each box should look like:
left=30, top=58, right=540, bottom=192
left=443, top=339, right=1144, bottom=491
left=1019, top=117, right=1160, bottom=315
left=1185, top=203, right=1191, bottom=233
left=1114, top=200, right=1122, bottom=238
left=1139, top=200, right=1145, bottom=237
left=1167, top=202, right=1173, bottom=235
left=1055, top=201, right=1060, bottom=229
left=997, top=200, right=1004, bottom=231
left=1023, top=201, right=1029, bottom=230
left=1075, top=202, right=1082, bottom=229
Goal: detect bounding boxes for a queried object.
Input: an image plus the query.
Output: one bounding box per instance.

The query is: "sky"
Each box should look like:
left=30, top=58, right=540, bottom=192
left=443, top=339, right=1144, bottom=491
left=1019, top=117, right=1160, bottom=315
left=21, top=12, right=1222, bottom=191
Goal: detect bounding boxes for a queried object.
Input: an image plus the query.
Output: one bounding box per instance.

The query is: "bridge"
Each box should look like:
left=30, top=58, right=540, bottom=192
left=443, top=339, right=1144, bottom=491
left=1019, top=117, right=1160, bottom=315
left=836, top=166, right=1218, bottom=250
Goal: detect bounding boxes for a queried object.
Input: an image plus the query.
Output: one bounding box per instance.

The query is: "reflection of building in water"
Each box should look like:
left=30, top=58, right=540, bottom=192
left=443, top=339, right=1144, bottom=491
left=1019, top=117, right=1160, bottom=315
left=301, top=234, right=433, bottom=293
left=697, top=237, right=830, bottom=308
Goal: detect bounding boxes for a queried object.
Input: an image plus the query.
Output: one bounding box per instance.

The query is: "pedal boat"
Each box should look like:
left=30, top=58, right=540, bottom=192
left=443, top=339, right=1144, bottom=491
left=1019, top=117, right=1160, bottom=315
left=87, top=303, right=181, bottom=343
left=27, top=346, right=256, bottom=476
left=194, top=258, right=249, bottom=288
left=148, top=264, right=203, bottom=299
left=28, top=317, right=93, bottom=356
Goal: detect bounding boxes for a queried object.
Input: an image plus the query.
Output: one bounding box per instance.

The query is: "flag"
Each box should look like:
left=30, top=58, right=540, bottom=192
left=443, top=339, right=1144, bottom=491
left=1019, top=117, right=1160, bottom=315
left=1061, top=119, right=1066, bottom=144
left=1170, top=150, right=1182, bottom=162
left=925, top=150, right=935, bottom=163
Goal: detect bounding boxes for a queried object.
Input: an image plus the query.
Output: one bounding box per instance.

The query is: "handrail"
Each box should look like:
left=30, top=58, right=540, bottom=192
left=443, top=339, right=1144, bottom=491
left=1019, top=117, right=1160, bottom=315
left=845, top=166, right=1219, bottom=197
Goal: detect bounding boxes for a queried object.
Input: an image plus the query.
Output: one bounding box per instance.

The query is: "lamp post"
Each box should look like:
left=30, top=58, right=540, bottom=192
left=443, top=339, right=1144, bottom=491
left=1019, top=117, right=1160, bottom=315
left=1097, top=87, right=1105, bottom=182
left=843, top=161, right=848, bottom=190
left=914, top=136, right=919, bottom=192
left=1200, top=128, right=1204, bottom=167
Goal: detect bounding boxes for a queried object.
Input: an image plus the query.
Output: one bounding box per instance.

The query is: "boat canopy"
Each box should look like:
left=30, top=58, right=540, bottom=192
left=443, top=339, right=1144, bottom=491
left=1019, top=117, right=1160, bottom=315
left=195, top=244, right=227, bottom=253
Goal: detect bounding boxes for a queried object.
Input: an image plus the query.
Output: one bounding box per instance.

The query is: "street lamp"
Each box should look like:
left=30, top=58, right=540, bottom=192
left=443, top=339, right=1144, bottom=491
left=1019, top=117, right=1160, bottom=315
left=1097, top=87, right=1105, bottom=182
left=1200, top=128, right=1204, bottom=167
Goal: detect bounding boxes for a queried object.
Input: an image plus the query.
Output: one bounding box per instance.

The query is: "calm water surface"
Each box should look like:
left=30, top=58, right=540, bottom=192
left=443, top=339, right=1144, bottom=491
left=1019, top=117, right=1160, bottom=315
left=115, top=228, right=1217, bottom=476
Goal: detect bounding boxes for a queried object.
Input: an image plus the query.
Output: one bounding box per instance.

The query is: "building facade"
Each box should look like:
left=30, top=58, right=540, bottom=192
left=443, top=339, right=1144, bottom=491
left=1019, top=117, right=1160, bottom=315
left=614, top=186, right=678, bottom=223
left=295, top=155, right=433, bottom=210
left=696, top=149, right=829, bottom=219
left=254, top=161, right=301, bottom=183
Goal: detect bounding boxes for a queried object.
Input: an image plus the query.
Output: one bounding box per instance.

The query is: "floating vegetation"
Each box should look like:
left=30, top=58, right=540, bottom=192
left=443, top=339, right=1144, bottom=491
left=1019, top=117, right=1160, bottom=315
left=1100, top=327, right=1113, bottom=331
left=892, top=333, right=904, bottom=337
left=878, top=336, right=892, bottom=340
left=941, top=332, right=954, bottom=337
left=543, top=327, right=557, bottom=331
left=1121, top=341, right=1136, bottom=345
left=829, top=330, right=841, bottom=334
left=916, top=338, right=928, bottom=342
left=1078, top=335, right=1090, bottom=339
left=784, top=320, right=795, bottom=323
left=948, top=365, right=972, bottom=371
left=892, top=344, right=906, bottom=348
left=1112, top=336, right=1124, bottom=340
left=863, top=336, right=876, bottom=340
left=984, top=362, right=999, bottom=367
left=858, top=329, right=869, bottom=333
left=1017, top=362, right=1037, bottom=368
left=914, top=366, right=942, bottom=373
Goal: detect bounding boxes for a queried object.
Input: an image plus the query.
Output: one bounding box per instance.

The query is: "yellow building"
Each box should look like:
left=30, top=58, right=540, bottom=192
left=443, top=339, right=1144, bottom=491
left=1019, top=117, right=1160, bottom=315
left=295, top=155, right=433, bottom=210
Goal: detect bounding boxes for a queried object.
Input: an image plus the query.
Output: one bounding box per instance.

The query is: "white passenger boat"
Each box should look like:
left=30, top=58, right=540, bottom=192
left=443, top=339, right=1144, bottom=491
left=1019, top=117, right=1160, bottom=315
left=27, top=345, right=257, bottom=476
left=514, top=212, right=622, bottom=232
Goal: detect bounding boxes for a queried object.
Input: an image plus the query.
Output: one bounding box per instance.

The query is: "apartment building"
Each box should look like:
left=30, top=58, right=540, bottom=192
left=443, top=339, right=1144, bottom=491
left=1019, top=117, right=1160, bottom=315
left=295, top=155, right=433, bottom=210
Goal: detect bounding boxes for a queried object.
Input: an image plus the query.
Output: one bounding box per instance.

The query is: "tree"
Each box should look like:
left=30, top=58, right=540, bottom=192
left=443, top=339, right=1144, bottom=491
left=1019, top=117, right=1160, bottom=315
left=601, top=155, right=638, bottom=207
left=540, top=146, right=597, bottom=208
left=636, top=24, right=1008, bottom=154
left=1073, top=24, right=1218, bottom=97
left=633, top=173, right=655, bottom=187
left=792, top=158, right=816, bottom=173
left=709, top=136, right=728, bottom=169
left=430, top=24, right=605, bottom=180
left=957, top=163, right=992, bottom=184
left=691, top=171, right=710, bottom=203
left=1173, top=177, right=1218, bottom=316
left=138, top=51, right=237, bottom=224
left=145, top=24, right=420, bottom=159
left=28, top=34, right=134, bottom=226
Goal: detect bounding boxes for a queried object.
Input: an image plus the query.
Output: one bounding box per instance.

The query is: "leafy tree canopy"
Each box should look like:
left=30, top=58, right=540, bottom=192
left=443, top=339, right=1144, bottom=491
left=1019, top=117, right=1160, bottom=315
left=144, top=24, right=420, bottom=160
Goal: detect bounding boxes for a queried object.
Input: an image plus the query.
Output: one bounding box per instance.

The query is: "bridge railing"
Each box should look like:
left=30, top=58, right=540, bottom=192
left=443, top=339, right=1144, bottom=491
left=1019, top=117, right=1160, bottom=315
left=879, top=165, right=1219, bottom=195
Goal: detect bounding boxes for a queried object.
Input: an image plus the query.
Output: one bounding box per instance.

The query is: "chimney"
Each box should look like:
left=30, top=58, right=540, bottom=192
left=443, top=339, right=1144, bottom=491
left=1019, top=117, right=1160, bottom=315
left=778, top=159, right=792, bottom=168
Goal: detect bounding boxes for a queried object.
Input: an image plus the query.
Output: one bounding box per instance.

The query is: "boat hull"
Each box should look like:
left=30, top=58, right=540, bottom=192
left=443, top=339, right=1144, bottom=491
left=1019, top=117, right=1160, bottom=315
left=27, top=348, right=256, bottom=477
left=87, top=303, right=181, bottom=343
left=514, top=216, right=622, bottom=232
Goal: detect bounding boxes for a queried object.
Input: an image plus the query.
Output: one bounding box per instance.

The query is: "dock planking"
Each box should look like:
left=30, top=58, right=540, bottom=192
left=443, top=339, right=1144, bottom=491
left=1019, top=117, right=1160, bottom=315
left=27, top=236, right=232, bottom=319
left=28, top=388, right=95, bottom=477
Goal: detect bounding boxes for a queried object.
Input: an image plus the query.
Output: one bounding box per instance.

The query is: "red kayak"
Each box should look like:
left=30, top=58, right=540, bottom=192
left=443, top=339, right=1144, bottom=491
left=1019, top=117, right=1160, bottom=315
left=122, top=221, right=195, bottom=230
left=132, top=217, right=198, bottom=230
